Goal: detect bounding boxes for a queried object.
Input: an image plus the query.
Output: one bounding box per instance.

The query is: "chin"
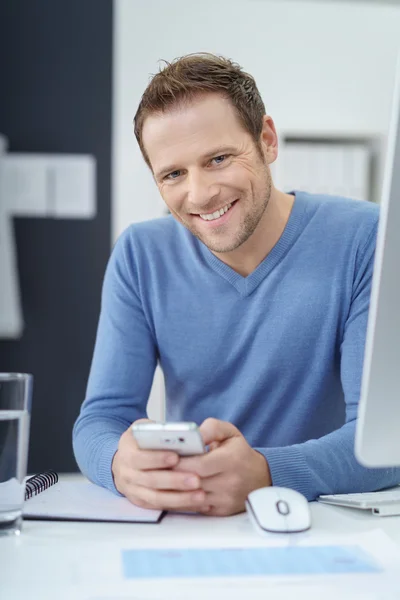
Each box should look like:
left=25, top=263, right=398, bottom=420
left=201, top=236, right=242, bottom=254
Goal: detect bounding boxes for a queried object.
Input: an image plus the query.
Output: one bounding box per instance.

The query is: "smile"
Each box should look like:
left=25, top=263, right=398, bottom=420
left=199, top=202, right=234, bottom=221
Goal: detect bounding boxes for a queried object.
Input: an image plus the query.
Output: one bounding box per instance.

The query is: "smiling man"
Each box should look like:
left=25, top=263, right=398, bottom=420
left=73, top=53, right=400, bottom=515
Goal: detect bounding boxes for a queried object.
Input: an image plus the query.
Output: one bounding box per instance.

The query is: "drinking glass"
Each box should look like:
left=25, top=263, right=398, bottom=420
left=0, top=373, right=33, bottom=535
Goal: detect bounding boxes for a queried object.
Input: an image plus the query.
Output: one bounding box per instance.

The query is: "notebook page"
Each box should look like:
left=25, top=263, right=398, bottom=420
left=23, top=480, right=163, bottom=523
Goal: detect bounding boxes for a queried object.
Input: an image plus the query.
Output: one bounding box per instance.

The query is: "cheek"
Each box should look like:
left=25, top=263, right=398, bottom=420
left=159, top=186, right=180, bottom=211
left=221, top=164, right=255, bottom=191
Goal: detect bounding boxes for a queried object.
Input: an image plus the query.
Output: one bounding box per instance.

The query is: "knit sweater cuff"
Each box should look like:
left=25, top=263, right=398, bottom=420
left=254, top=445, right=311, bottom=500
left=93, top=434, right=123, bottom=495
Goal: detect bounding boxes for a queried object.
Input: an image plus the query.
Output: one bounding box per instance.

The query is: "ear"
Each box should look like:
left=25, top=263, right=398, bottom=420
left=259, top=115, right=278, bottom=165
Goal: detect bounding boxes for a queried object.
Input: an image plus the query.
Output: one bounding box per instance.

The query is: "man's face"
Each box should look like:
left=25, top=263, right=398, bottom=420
left=142, top=93, right=274, bottom=253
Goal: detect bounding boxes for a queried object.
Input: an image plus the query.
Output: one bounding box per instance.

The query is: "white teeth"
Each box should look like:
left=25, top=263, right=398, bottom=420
left=200, top=203, right=232, bottom=221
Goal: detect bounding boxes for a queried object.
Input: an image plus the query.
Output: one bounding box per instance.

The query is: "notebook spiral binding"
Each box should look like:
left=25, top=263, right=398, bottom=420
left=25, top=470, right=59, bottom=500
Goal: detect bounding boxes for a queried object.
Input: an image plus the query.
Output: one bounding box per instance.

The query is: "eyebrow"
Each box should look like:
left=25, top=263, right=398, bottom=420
left=155, top=146, right=237, bottom=180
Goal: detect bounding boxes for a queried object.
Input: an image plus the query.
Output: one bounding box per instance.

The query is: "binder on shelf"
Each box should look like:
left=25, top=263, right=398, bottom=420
left=279, top=137, right=372, bottom=201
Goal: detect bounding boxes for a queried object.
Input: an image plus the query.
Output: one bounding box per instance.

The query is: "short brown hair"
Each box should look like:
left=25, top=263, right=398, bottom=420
left=134, top=53, right=266, bottom=167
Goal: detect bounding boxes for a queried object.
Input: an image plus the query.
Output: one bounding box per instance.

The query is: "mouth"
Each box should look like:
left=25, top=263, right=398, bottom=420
left=192, top=200, right=238, bottom=226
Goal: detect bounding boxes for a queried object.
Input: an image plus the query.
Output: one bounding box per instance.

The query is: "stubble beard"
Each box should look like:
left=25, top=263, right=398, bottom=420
left=188, top=166, right=272, bottom=254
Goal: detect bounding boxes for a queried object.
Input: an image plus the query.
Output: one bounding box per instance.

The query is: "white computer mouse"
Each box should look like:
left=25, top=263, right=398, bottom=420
left=245, top=486, right=311, bottom=534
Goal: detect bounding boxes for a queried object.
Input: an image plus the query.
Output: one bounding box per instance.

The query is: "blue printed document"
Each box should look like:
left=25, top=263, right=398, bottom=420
left=122, top=545, right=381, bottom=579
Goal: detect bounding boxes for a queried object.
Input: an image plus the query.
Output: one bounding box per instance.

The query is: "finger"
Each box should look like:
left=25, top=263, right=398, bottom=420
left=135, top=469, right=201, bottom=491
left=199, top=418, right=239, bottom=446
left=131, top=486, right=207, bottom=511
left=131, top=494, right=211, bottom=514
left=134, top=448, right=180, bottom=471
left=170, top=504, right=212, bottom=514
left=196, top=488, right=237, bottom=517
left=197, top=505, right=229, bottom=517
left=208, top=441, right=220, bottom=451
left=197, top=472, right=222, bottom=493
left=174, top=447, right=225, bottom=478
left=197, top=505, right=213, bottom=515
left=127, top=496, right=155, bottom=510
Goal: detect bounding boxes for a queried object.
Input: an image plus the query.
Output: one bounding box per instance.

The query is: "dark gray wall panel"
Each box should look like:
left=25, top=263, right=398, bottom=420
left=0, top=0, right=112, bottom=472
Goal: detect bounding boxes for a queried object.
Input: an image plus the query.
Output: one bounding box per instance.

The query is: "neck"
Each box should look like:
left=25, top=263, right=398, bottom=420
left=213, top=189, right=295, bottom=277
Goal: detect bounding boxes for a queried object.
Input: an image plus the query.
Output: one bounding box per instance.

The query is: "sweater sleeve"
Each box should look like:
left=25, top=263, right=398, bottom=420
left=72, top=229, right=158, bottom=494
left=256, top=223, right=400, bottom=501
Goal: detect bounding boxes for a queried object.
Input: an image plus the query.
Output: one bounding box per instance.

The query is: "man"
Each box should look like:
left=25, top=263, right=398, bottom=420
left=73, top=53, right=400, bottom=516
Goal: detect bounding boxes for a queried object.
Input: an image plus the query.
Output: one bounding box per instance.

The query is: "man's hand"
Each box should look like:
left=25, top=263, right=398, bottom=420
left=111, top=419, right=209, bottom=511
left=174, top=418, right=272, bottom=516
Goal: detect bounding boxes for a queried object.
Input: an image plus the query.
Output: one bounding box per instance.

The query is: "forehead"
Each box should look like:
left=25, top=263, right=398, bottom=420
left=142, top=94, right=248, bottom=168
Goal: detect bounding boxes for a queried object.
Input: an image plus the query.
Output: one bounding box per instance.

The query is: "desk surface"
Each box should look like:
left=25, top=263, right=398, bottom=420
left=2, top=474, right=400, bottom=600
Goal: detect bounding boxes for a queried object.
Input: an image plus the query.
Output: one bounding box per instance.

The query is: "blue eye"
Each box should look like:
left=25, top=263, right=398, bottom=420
left=165, top=170, right=181, bottom=180
left=212, top=155, right=226, bottom=164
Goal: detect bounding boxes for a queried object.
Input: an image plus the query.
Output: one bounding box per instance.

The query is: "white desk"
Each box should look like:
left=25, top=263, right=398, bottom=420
left=2, top=474, right=400, bottom=600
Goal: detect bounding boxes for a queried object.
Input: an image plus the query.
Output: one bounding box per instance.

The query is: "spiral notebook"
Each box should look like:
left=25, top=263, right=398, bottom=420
left=23, top=471, right=164, bottom=523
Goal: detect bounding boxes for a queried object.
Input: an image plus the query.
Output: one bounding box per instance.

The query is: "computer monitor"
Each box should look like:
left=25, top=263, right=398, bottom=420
left=355, top=56, right=400, bottom=468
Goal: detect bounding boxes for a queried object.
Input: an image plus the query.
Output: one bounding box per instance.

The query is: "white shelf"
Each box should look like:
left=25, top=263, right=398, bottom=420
left=273, top=131, right=384, bottom=203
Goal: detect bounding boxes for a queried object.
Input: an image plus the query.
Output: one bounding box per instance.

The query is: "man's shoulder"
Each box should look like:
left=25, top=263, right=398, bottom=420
left=116, top=215, right=189, bottom=251
left=302, top=191, right=379, bottom=222
left=122, top=214, right=181, bottom=237
left=111, top=215, right=195, bottom=273
left=300, top=191, right=379, bottom=242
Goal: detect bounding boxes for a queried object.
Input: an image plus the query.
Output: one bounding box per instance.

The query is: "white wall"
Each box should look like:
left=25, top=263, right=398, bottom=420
left=112, top=0, right=400, bottom=418
left=113, top=0, right=400, bottom=238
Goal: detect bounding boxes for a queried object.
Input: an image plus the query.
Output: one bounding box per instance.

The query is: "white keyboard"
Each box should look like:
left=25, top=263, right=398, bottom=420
left=317, top=487, right=400, bottom=516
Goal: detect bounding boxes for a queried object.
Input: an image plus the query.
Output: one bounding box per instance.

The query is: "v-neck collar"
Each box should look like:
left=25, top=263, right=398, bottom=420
left=196, top=191, right=309, bottom=297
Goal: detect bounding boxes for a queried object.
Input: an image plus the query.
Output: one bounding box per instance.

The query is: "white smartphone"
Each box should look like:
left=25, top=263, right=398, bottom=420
left=131, top=422, right=205, bottom=456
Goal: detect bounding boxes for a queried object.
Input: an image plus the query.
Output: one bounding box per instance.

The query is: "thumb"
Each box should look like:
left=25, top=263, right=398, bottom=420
left=199, top=418, right=239, bottom=446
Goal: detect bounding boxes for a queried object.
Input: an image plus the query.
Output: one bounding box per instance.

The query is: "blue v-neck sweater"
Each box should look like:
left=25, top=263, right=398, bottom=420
left=73, top=191, right=400, bottom=500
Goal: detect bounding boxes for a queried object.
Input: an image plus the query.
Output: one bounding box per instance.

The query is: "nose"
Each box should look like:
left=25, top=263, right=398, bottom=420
left=186, top=169, right=220, bottom=210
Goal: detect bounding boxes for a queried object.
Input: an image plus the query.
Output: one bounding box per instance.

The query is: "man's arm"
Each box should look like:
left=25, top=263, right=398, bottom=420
left=257, top=223, right=400, bottom=501
left=72, top=229, right=158, bottom=493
